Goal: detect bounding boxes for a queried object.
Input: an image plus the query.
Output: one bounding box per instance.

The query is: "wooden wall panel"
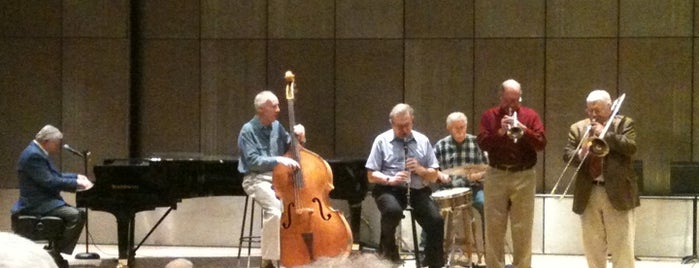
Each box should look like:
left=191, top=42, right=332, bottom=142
left=140, top=40, right=201, bottom=155
left=62, top=0, right=129, bottom=38
left=544, top=39, right=618, bottom=192
left=62, top=39, right=130, bottom=176
left=200, top=40, right=266, bottom=156
left=547, top=0, right=618, bottom=37
left=619, top=38, right=693, bottom=193
left=140, top=0, right=200, bottom=39
left=0, top=0, right=62, bottom=37
left=268, top=0, right=335, bottom=39
left=201, top=0, right=267, bottom=39
left=336, top=40, right=404, bottom=158
left=267, top=40, right=336, bottom=157
left=405, top=39, right=474, bottom=142
left=475, top=0, right=545, bottom=38
left=405, top=0, right=474, bottom=38
left=620, top=0, right=692, bottom=37
left=0, top=39, right=62, bottom=188
left=336, top=0, right=403, bottom=39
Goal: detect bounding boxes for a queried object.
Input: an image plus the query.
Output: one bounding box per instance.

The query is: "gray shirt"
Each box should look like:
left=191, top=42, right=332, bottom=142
left=365, top=129, right=439, bottom=189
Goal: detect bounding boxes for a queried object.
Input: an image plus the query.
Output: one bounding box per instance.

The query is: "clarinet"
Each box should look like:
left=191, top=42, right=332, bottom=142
left=404, top=138, right=413, bottom=209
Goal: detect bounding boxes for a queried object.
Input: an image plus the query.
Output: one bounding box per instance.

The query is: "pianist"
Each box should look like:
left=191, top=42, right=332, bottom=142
left=10, top=125, right=94, bottom=266
left=237, top=91, right=306, bottom=268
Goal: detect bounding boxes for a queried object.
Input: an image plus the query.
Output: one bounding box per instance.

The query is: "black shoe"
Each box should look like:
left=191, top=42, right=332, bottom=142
left=48, top=250, right=69, bottom=268
left=260, top=259, right=276, bottom=268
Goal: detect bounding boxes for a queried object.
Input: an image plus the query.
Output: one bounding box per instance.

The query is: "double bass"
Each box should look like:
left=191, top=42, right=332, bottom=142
left=272, top=71, right=353, bottom=267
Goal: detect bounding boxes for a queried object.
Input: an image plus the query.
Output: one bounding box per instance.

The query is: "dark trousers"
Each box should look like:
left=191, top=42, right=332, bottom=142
left=373, top=186, right=444, bottom=268
left=45, top=205, right=85, bottom=254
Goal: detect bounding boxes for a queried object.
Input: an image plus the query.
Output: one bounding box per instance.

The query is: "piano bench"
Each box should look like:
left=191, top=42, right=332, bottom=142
left=11, top=214, right=65, bottom=250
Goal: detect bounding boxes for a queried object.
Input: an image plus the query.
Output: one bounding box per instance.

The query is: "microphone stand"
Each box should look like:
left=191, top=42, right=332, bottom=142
left=75, top=149, right=100, bottom=260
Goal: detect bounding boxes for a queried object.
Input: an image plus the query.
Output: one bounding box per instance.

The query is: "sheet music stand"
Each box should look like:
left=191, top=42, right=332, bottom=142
left=670, top=161, right=699, bottom=263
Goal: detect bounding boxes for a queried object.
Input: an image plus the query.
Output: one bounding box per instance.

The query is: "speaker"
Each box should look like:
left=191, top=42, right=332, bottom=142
left=671, top=161, right=699, bottom=195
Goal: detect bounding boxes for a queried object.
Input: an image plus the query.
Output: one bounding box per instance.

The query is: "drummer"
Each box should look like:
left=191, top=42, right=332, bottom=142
left=433, top=112, right=489, bottom=218
left=428, top=111, right=489, bottom=263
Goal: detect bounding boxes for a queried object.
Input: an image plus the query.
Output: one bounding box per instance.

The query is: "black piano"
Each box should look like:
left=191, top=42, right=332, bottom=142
left=76, top=156, right=367, bottom=266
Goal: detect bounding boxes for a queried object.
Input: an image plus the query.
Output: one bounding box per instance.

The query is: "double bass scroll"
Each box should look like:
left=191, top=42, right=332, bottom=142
left=272, top=71, right=353, bottom=267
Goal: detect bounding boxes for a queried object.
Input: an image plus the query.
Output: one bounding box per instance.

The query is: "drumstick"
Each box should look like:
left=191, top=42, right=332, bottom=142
left=441, top=164, right=490, bottom=177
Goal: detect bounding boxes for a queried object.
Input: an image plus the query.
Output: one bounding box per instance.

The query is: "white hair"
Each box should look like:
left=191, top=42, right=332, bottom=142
left=254, top=91, right=278, bottom=110
left=0, top=232, right=57, bottom=268
left=586, top=89, right=612, bottom=105
left=501, top=79, right=521, bottom=92
left=296, top=253, right=394, bottom=268
left=35, top=125, right=63, bottom=141
left=446, top=112, right=467, bottom=127
left=389, top=103, right=414, bottom=120
left=165, top=258, right=193, bottom=268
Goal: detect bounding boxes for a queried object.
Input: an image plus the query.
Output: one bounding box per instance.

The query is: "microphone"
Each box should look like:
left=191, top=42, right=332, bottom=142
left=63, top=144, right=85, bottom=158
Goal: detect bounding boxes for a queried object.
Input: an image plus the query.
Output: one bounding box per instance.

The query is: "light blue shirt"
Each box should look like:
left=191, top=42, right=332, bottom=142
left=365, top=129, right=439, bottom=189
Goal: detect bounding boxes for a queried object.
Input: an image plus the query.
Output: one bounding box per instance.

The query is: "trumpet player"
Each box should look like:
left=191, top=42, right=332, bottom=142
left=477, top=79, right=546, bottom=268
left=563, top=89, right=639, bottom=268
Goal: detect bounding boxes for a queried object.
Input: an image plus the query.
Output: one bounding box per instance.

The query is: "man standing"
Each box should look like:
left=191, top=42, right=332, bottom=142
left=564, top=90, right=639, bottom=268
left=238, top=90, right=305, bottom=268
left=477, top=79, right=546, bottom=268
left=365, top=103, right=444, bottom=268
left=11, top=125, right=94, bottom=268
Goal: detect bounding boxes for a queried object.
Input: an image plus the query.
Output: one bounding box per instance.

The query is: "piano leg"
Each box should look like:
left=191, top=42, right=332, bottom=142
left=349, top=199, right=363, bottom=244
left=115, top=210, right=137, bottom=267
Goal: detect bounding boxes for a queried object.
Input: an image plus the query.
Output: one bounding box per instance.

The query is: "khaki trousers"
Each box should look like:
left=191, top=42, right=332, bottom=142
left=581, top=186, right=636, bottom=268
left=484, top=168, right=536, bottom=268
left=242, top=173, right=282, bottom=261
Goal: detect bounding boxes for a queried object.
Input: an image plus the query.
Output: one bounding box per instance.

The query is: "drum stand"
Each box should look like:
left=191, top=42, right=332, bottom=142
left=442, top=205, right=474, bottom=267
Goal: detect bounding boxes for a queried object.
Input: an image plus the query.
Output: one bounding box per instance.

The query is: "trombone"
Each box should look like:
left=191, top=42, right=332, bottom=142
left=549, top=93, right=626, bottom=198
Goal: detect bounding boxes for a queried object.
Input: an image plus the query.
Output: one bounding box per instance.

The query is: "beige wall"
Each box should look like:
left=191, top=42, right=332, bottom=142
left=1, top=1, right=698, bottom=194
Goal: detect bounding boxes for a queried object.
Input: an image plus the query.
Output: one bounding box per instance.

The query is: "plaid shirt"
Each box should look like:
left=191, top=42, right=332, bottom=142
left=434, top=134, right=488, bottom=188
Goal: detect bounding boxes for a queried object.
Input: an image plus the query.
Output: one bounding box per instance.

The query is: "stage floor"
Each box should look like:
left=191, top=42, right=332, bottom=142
left=64, top=244, right=694, bottom=268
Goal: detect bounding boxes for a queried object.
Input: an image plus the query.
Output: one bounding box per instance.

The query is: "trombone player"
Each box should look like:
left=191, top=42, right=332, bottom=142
left=563, top=89, right=639, bottom=268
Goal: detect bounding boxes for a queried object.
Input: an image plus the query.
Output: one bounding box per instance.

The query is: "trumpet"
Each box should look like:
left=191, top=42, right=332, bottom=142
left=507, top=109, right=524, bottom=143
left=549, top=93, right=626, bottom=198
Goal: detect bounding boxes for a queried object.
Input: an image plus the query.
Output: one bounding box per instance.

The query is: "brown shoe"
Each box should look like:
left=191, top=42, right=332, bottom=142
left=260, top=259, right=276, bottom=268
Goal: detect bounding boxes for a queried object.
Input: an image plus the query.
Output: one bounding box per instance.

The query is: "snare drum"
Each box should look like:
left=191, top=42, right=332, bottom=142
left=431, top=187, right=472, bottom=211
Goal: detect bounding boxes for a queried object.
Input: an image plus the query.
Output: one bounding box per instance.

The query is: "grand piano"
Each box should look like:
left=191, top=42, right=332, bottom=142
left=76, top=156, right=367, bottom=266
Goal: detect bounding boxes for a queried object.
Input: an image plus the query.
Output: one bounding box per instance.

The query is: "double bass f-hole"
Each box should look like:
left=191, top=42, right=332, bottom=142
left=313, top=197, right=332, bottom=221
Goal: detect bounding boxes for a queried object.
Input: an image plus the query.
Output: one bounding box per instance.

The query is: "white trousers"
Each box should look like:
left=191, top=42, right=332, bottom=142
left=581, top=186, right=636, bottom=268
left=242, top=173, right=282, bottom=261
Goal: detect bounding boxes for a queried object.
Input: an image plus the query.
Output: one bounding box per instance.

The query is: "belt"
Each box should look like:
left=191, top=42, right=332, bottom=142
left=592, top=180, right=605, bottom=186
left=492, top=164, right=530, bottom=172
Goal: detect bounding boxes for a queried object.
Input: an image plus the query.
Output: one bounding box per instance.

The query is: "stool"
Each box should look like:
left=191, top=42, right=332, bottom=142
left=11, top=214, right=67, bottom=267
left=397, top=208, right=421, bottom=268
left=236, top=195, right=261, bottom=268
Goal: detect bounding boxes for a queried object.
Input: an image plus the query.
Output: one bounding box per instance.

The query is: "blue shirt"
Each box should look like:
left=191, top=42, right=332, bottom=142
left=237, top=116, right=291, bottom=174
left=365, top=129, right=439, bottom=189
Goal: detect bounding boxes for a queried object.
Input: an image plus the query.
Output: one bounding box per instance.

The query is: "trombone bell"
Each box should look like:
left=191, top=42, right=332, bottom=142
left=588, top=138, right=609, bottom=157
